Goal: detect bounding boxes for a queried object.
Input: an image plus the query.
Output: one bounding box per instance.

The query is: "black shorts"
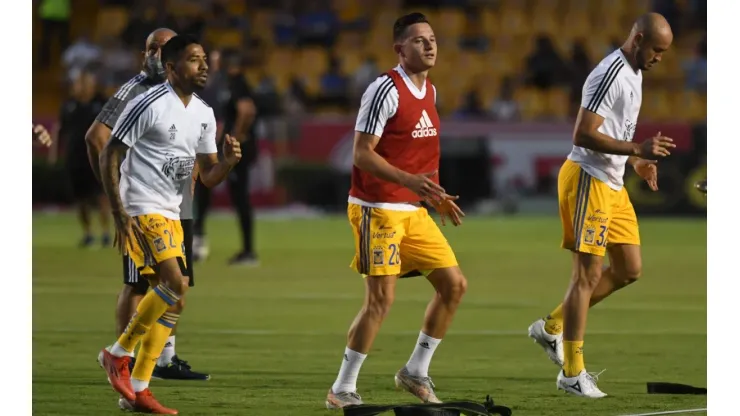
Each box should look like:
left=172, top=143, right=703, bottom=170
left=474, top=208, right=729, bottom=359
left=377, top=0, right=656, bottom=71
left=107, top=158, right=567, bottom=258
left=68, top=165, right=102, bottom=200
left=122, top=219, right=195, bottom=295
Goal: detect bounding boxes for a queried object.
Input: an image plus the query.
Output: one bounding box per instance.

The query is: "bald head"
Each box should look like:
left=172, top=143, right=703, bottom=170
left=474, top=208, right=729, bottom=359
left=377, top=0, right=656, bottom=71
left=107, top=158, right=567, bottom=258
left=142, top=28, right=177, bottom=81
left=633, top=13, right=673, bottom=43
left=145, top=28, right=177, bottom=51
left=625, top=13, right=673, bottom=71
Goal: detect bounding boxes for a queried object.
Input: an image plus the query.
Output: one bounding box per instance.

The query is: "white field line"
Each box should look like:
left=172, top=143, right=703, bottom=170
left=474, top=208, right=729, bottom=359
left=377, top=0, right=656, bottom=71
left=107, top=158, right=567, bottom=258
left=617, top=409, right=706, bottom=416
left=31, top=286, right=707, bottom=312
left=33, top=328, right=706, bottom=336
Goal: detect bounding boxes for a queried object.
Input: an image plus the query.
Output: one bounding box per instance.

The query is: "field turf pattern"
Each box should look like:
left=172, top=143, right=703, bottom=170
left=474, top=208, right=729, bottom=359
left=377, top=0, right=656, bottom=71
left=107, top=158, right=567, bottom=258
left=32, top=213, right=707, bottom=415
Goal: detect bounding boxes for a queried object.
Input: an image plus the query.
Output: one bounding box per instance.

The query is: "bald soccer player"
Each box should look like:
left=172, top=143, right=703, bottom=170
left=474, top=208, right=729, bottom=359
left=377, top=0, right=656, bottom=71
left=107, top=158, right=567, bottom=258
left=525, top=13, right=675, bottom=398
left=86, top=28, right=210, bottom=381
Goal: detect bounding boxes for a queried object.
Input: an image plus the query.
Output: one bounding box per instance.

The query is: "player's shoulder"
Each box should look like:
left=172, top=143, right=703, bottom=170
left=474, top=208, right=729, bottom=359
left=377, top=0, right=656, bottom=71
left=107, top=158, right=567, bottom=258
left=364, top=73, right=397, bottom=94
left=589, top=50, right=629, bottom=80
left=192, top=93, right=212, bottom=109
left=124, top=83, right=169, bottom=115
left=112, top=73, right=149, bottom=99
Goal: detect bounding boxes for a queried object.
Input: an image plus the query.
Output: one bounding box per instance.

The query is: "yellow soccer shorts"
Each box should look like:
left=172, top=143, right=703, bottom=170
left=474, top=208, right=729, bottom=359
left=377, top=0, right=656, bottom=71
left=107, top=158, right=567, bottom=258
left=128, top=213, right=187, bottom=274
left=559, top=159, right=641, bottom=256
left=348, top=203, right=458, bottom=277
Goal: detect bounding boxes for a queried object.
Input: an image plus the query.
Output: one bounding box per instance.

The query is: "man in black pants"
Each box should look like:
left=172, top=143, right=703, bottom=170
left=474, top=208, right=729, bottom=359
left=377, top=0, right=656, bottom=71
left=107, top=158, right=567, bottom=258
left=60, top=70, right=111, bottom=247
left=194, top=51, right=259, bottom=266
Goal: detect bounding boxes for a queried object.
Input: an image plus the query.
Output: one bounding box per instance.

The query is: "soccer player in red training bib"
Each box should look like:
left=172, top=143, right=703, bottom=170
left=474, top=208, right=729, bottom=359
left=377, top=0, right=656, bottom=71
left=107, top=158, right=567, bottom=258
left=326, top=13, right=467, bottom=409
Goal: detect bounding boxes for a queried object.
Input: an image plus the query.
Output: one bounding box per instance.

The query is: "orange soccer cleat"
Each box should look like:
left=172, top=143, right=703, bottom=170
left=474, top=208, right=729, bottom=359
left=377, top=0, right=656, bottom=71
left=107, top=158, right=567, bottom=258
left=119, top=389, right=178, bottom=414
left=99, top=348, right=135, bottom=401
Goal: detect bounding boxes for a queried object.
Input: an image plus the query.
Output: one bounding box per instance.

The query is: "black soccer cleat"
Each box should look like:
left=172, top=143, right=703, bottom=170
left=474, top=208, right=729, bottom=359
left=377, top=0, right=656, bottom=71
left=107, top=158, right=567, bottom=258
left=151, top=355, right=210, bottom=381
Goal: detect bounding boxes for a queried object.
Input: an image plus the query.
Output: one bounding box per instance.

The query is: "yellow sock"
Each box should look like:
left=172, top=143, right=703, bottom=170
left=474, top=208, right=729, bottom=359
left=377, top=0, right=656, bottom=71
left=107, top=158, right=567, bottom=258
left=132, top=313, right=179, bottom=384
left=563, top=340, right=585, bottom=377
left=116, top=284, right=180, bottom=352
left=544, top=304, right=564, bottom=335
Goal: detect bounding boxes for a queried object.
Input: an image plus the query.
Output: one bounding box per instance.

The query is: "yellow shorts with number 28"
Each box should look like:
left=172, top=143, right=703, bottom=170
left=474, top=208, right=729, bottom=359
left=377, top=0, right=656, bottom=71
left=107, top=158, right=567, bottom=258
left=127, top=213, right=186, bottom=274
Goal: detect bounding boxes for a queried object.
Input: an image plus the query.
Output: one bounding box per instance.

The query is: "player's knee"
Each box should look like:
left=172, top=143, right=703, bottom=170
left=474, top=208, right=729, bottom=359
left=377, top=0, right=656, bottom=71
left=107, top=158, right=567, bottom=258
left=171, top=297, right=185, bottom=314
left=439, top=275, right=467, bottom=304
left=614, top=262, right=642, bottom=287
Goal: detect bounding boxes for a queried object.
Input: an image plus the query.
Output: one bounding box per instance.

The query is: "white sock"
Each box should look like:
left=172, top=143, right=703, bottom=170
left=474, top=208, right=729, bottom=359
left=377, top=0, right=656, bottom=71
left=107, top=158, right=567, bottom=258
left=109, top=342, right=134, bottom=358
left=331, top=347, right=367, bottom=393
left=131, top=378, right=149, bottom=393
left=405, top=332, right=442, bottom=377
left=157, top=336, right=176, bottom=366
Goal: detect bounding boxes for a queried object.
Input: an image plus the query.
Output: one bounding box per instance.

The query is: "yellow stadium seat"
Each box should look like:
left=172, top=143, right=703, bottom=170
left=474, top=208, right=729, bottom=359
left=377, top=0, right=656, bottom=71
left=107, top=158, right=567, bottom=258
left=499, top=8, right=529, bottom=36
left=251, top=10, right=274, bottom=44
left=168, top=1, right=202, bottom=18
left=641, top=89, right=673, bottom=121
left=226, top=0, right=247, bottom=15
left=561, top=10, right=590, bottom=39
left=302, top=75, right=321, bottom=97
left=546, top=87, right=572, bottom=120
left=515, top=88, right=548, bottom=121
left=266, top=48, right=296, bottom=75
left=530, top=11, right=560, bottom=38
left=435, top=9, right=465, bottom=39
left=244, top=69, right=261, bottom=90
left=481, top=10, right=503, bottom=36
left=95, top=7, right=129, bottom=40
left=205, top=29, right=243, bottom=49
left=672, top=90, right=707, bottom=123
left=340, top=50, right=364, bottom=75
left=298, top=48, right=330, bottom=78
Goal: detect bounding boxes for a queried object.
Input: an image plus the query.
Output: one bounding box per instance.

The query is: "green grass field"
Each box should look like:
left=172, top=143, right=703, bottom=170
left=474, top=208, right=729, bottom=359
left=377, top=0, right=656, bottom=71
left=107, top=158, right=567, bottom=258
left=32, top=213, right=707, bottom=416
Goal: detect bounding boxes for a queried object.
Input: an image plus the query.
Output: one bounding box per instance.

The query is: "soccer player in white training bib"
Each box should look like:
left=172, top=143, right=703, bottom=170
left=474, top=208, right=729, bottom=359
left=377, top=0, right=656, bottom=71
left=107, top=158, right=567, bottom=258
left=97, top=35, right=241, bottom=414
left=526, top=13, right=675, bottom=398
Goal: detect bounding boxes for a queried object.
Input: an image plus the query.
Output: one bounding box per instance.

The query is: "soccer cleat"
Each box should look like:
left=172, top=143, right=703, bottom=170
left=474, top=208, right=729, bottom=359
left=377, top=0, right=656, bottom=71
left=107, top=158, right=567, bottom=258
left=528, top=319, right=564, bottom=367
left=228, top=252, right=260, bottom=267
left=193, top=236, right=209, bottom=262
left=557, top=369, right=608, bottom=398
left=325, top=389, right=363, bottom=409
left=97, top=348, right=135, bottom=373
left=394, top=367, right=442, bottom=404
left=119, top=388, right=178, bottom=414
left=99, top=348, right=135, bottom=401
left=152, top=355, right=210, bottom=381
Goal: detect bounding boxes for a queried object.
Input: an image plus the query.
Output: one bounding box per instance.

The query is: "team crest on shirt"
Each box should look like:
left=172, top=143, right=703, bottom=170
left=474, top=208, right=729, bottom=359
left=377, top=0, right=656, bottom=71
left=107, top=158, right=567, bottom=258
left=161, top=155, right=195, bottom=182
left=584, top=226, right=596, bottom=245
left=169, top=124, right=177, bottom=140
left=372, top=246, right=385, bottom=265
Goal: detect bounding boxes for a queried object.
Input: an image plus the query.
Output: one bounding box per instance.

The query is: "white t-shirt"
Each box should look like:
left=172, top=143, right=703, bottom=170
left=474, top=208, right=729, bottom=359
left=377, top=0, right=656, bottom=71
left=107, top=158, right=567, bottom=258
left=568, top=49, right=643, bottom=190
left=111, top=82, right=218, bottom=219
left=348, top=65, right=437, bottom=211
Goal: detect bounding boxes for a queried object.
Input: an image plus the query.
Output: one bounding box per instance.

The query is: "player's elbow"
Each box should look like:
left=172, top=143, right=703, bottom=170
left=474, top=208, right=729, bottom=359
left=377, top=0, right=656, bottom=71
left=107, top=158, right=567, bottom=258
left=85, top=123, right=108, bottom=151
left=573, top=128, right=593, bottom=148
left=353, top=147, right=373, bottom=171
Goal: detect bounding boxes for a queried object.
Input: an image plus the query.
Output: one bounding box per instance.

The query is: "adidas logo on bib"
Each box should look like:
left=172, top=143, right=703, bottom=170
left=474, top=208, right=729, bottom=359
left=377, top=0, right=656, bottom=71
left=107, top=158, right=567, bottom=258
left=412, top=109, right=438, bottom=138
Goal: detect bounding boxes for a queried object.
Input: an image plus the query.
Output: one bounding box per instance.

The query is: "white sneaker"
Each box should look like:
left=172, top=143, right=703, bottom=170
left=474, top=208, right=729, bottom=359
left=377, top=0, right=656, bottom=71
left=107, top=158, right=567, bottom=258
left=528, top=319, right=564, bottom=367
left=557, top=369, right=607, bottom=398
left=193, top=236, right=209, bottom=261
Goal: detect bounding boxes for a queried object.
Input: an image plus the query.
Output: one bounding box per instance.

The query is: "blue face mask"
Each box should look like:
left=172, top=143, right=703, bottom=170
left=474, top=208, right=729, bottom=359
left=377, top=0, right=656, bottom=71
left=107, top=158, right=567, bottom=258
left=144, top=54, right=166, bottom=83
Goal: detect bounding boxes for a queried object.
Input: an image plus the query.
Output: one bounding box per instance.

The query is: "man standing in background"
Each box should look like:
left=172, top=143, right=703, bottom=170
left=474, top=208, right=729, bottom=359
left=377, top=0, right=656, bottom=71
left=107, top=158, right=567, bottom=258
left=60, top=69, right=111, bottom=247
left=194, top=50, right=259, bottom=266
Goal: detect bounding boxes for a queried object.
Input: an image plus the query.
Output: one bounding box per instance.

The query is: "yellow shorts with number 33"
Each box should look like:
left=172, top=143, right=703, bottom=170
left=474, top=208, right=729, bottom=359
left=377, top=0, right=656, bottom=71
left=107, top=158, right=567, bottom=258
left=559, top=159, right=641, bottom=257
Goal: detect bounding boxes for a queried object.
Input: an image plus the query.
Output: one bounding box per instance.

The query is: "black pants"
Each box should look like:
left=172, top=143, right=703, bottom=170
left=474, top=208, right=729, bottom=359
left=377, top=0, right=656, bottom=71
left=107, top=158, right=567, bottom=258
left=194, top=156, right=254, bottom=254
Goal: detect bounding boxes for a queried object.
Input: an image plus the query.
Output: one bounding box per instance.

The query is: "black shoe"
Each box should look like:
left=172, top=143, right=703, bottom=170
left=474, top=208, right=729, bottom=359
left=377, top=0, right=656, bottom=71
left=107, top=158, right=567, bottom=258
left=228, top=252, right=260, bottom=267
left=101, top=234, right=111, bottom=247
left=79, top=235, right=94, bottom=248
left=128, top=356, right=136, bottom=372
left=151, top=355, right=210, bottom=380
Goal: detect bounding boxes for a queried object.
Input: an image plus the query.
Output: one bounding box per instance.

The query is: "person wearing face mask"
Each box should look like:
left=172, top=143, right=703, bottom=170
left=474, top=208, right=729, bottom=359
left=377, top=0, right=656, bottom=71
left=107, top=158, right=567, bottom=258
left=85, top=28, right=210, bottom=382
left=193, top=50, right=259, bottom=266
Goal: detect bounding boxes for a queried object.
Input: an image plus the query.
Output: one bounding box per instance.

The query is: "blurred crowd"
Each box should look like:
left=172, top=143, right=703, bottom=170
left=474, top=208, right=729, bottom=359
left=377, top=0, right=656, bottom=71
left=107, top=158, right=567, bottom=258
left=36, top=0, right=706, bottom=122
